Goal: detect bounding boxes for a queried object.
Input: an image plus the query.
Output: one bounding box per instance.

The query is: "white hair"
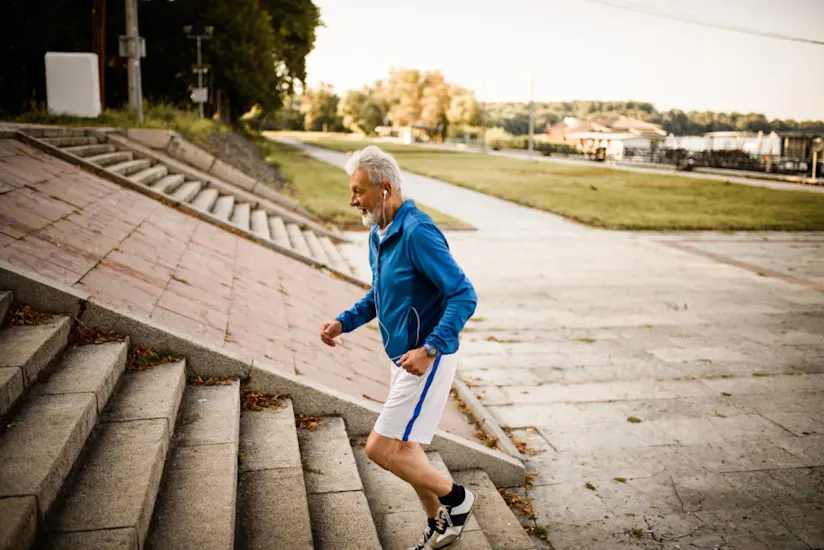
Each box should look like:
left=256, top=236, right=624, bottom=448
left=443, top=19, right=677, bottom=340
left=345, top=145, right=403, bottom=194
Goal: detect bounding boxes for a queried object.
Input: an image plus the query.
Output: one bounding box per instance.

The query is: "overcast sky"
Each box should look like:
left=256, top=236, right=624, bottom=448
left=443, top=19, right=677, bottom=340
left=304, top=0, right=824, bottom=121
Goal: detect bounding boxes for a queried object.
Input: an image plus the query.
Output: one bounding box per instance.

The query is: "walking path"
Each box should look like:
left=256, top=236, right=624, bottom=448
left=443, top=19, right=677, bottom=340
left=279, top=137, right=824, bottom=550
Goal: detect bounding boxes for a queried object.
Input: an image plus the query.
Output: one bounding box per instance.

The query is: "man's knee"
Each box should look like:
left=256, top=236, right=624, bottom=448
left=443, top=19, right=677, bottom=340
left=365, top=432, right=392, bottom=468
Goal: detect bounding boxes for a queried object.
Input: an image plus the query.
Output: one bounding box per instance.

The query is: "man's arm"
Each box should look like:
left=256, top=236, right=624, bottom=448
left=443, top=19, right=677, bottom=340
left=336, top=287, right=377, bottom=333
left=407, top=223, right=477, bottom=354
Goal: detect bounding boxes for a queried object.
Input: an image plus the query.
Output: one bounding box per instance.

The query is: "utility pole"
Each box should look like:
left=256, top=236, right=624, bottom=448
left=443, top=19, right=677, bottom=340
left=480, top=100, right=486, bottom=153
left=123, top=0, right=144, bottom=121
left=528, top=75, right=535, bottom=160
left=184, top=25, right=214, bottom=118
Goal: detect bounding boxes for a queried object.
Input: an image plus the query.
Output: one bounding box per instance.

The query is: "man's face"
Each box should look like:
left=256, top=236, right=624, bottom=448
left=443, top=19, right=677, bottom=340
left=349, top=168, right=382, bottom=227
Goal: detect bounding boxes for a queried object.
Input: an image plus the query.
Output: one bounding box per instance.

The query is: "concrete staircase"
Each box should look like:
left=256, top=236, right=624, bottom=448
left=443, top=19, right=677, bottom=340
left=0, top=289, right=534, bottom=550
left=15, top=127, right=353, bottom=281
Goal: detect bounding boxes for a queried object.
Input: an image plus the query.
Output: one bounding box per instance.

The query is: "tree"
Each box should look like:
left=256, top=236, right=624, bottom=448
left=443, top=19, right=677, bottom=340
left=301, top=82, right=343, bottom=132
left=447, top=85, right=480, bottom=129
left=339, top=89, right=384, bottom=134
left=383, top=69, right=423, bottom=127
left=419, top=71, right=450, bottom=134
left=0, top=0, right=321, bottom=124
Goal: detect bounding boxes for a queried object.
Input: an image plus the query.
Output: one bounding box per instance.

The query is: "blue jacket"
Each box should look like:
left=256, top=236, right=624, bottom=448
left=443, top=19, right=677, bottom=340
left=337, top=200, right=477, bottom=363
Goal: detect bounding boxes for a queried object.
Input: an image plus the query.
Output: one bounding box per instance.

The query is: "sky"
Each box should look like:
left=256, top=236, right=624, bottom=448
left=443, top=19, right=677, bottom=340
left=304, top=0, right=824, bottom=121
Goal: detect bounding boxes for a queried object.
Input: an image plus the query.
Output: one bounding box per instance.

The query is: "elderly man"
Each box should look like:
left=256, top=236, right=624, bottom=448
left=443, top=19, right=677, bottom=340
left=320, top=146, right=478, bottom=550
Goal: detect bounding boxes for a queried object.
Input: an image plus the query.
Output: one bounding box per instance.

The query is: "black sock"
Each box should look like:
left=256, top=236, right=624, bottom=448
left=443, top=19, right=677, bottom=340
left=427, top=517, right=437, bottom=531
left=438, top=483, right=465, bottom=507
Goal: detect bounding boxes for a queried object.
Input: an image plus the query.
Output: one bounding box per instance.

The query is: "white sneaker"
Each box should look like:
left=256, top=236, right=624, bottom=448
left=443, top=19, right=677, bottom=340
left=431, top=488, right=478, bottom=549
left=408, top=516, right=441, bottom=550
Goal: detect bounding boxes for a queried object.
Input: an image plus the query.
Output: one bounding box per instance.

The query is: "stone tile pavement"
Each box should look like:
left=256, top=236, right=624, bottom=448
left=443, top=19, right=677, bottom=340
left=0, top=138, right=475, bottom=438
left=291, top=140, right=824, bottom=550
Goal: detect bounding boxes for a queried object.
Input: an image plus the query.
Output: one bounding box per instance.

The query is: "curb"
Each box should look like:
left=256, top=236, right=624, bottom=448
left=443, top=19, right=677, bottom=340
left=452, top=376, right=522, bottom=461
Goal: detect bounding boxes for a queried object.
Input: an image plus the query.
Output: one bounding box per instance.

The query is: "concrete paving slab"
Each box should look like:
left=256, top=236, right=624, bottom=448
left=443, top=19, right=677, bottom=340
left=306, top=491, right=381, bottom=550
left=0, top=393, right=97, bottom=517
left=238, top=398, right=300, bottom=473
left=34, top=341, right=127, bottom=413
left=237, top=468, right=313, bottom=550
left=0, top=496, right=37, bottom=550
left=0, top=315, right=72, bottom=386
left=101, top=361, right=186, bottom=433
left=146, top=443, right=237, bottom=550
left=49, top=528, right=138, bottom=550
left=52, top=419, right=168, bottom=547
left=174, top=382, right=239, bottom=447
left=298, top=416, right=362, bottom=494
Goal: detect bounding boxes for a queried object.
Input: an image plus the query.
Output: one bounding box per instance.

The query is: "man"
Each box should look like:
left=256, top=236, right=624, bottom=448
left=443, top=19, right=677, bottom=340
left=320, top=145, right=478, bottom=550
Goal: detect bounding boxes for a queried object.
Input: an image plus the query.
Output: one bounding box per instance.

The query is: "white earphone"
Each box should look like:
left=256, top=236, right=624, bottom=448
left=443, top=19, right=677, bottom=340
left=383, top=189, right=388, bottom=199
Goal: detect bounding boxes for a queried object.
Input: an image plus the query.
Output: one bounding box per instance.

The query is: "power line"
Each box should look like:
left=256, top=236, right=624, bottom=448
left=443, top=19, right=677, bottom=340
left=579, top=0, right=824, bottom=46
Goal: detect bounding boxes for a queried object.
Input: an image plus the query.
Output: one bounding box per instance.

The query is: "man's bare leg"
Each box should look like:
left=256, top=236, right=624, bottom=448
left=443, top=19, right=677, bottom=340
left=365, top=430, right=451, bottom=518
left=412, top=483, right=442, bottom=518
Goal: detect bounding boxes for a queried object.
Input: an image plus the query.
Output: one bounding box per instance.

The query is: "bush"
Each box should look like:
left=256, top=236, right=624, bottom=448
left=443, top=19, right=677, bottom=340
left=483, top=127, right=514, bottom=150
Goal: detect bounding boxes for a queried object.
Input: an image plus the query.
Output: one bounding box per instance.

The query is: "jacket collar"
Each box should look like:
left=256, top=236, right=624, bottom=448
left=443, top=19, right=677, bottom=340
left=372, top=199, right=415, bottom=245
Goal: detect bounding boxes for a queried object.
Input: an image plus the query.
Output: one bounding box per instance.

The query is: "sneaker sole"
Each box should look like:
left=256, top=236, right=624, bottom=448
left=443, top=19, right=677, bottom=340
left=433, top=496, right=479, bottom=550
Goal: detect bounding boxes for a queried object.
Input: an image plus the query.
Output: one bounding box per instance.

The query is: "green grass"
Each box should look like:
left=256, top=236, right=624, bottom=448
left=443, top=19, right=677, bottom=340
left=11, top=104, right=228, bottom=145
left=256, top=138, right=472, bottom=231
left=287, top=134, right=824, bottom=231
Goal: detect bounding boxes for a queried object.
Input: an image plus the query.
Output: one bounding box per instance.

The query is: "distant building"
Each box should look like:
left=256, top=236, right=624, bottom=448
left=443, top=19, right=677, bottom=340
left=667, top=129, right=824, bottom=160
left=547, top=116, right=666, bottom=159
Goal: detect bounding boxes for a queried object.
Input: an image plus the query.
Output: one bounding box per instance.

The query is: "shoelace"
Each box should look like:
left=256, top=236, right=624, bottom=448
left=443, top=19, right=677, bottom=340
left=434, top=507, right=452, bottom=532
left=414, top=526, right=434, bottom=549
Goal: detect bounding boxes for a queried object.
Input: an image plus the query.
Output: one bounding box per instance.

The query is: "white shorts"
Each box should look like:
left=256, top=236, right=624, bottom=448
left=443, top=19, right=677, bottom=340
left=373, top=353, right=458, bottom=444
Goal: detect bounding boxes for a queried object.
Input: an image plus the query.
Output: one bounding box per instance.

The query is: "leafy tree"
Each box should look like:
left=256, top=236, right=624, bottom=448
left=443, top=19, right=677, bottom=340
left=301, top=82, right=343, bottom=131
left=339, top=89, right=384, bottom=134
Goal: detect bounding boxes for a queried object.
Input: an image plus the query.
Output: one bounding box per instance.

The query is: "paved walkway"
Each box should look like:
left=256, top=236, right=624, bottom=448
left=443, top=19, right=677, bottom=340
left=285, top=138, right=824, bottom=550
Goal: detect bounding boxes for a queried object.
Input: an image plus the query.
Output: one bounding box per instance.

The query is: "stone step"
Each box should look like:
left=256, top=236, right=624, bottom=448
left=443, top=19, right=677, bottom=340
left=62, top=144, right=116, bottom=157
left=146, top=382, right=240, bottom=550
left=303, top=230, right=330, bottom=265
left=210, top=195, right=235, bottom=221
left=230, top=202, right=251, bottom=232
left=353, top=446, right=493, bottom=550
left=0, top=341, right=129, bottom=550
left=319, top=236, right=349, bottom=273
left=237, top=398, right=312, bottom=550
left=250, top=209, right=271, bottom=240
left=27, top=128, right=87, bottom=138
left=0, top=315, right=73, bottom=417
left=452, top=469, right=536, bottom=550
left=0, top=291, right=11, bottom=324
left=189, top=188, right=220, bottom=212
left=108, top=158, right=153, bottom=176
left=0, top=497, right=37, bottom=550
left=286, top=223, right=311, bottom=257
left=150, top=174, right=185, bottom=193
left=46, top=361, right=186, bottom=549
left=428, top=453, right=493, bottom=550
left=130, top=165, right=169, bottom=186
left=85, top=151, right=134, bottom=167
left=170, top=181, right=202, bottom=202
left=298, top=417, right=381, bottom=550
left=269, top=216, right=291, bottom=249
left=41, top=136, right=99, bottom=147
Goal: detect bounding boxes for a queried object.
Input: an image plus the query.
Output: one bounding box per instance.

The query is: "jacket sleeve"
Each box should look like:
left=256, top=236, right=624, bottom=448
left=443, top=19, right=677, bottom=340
left=407, top=223, right=477, bottom=354
left=335, top=288, right=377, bottom=333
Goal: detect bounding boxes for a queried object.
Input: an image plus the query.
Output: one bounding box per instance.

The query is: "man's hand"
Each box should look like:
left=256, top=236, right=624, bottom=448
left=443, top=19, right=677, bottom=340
left=398, top=347, right=435, bottom=377
left=320, top=321, right=343, bottom=347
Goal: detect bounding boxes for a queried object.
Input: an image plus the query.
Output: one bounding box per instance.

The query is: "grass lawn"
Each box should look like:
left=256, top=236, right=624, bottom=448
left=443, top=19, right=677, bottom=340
left=288, top=134, right=824, bottom=231
left=10, top=105, right=228, bottom=145
left=256, top=138, right=473, bottom=231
